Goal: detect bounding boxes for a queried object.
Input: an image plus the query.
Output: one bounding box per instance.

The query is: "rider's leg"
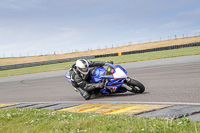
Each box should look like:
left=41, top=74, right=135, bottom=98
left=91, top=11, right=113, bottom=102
left=76, top=87, right=91, bottom=100
left=84, top=82, right=105, bottom=92
left=71, top=80, right=91, bottom=100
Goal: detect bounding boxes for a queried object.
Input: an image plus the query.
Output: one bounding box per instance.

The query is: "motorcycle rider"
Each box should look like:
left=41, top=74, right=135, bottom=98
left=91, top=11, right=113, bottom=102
left=68, top=59, right=113, bottom=100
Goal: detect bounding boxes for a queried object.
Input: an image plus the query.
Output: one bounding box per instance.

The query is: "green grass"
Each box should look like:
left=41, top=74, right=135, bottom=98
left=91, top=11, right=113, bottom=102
left=0, top=61, right=75, bottom=77
left=0, top=46, right=200, bottom=77
left=0, top=108, right=199, bottom=133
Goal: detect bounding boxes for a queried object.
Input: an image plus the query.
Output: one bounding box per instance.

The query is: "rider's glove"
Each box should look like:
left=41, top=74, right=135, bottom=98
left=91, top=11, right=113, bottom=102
left=92, top=82, right=105, bottom=89
left=98, top=80, right=105, bottom=89
left=99, top=82, right=105, bottom=89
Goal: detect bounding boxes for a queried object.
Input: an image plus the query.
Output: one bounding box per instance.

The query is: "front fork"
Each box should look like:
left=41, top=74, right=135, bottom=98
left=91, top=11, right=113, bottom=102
left=123, top=77, right=135, bottom=92
left=126, top=77, right=131, bottom=83
left=121, top=84, right=132, bottom=91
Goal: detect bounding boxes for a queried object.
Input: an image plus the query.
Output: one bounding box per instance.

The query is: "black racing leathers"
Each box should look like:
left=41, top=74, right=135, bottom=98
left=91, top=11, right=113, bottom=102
left=69, top=61, right=106, bottom=91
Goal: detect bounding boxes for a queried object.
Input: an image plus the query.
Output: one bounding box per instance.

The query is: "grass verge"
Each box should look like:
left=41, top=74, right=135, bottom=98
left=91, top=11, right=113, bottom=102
left=0, top=108, right=199, bottom=133
left=0, top=46, right=200, bottom=77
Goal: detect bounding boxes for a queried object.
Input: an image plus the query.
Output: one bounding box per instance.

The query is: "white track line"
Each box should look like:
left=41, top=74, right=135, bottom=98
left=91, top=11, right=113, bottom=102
left=1, top=101, right=200, bottom=106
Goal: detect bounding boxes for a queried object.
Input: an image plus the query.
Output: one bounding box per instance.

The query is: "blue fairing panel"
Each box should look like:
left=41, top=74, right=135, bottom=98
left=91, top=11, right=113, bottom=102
left=65, top=72, right=72, bottom=83
left=91, top=67, right=107, bottom=83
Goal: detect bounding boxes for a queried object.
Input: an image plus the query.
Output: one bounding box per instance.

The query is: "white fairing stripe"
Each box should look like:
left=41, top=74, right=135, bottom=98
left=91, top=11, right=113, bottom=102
left=113, top=67, right=127, bottom=79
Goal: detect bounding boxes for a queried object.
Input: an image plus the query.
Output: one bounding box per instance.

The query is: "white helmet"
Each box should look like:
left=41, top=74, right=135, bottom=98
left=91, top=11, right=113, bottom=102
left=76, top=59, right=89, bottom=74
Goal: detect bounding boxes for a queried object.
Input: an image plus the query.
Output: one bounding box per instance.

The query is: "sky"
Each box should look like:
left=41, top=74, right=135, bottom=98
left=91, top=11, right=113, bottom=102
left=0, top=0, right=200, bottom=58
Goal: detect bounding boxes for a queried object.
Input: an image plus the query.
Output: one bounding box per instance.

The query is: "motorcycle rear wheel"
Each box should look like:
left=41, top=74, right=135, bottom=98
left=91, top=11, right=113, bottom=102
left=127, top=78, right=145, bottom=93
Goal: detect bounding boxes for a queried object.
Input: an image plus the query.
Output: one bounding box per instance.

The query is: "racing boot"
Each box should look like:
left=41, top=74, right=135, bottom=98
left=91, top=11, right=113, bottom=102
left=84, top=82, right=105, bottom=92
left=76, top=87, right=91, bottom=100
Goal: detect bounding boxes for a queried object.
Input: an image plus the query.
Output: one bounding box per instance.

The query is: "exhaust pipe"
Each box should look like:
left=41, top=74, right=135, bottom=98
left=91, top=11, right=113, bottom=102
left=122, top=84, right=132, bottom=91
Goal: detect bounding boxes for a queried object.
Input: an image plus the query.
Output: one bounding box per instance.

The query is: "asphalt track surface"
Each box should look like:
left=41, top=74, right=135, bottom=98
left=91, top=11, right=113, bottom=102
left=0, top=55, right=200, bottom=104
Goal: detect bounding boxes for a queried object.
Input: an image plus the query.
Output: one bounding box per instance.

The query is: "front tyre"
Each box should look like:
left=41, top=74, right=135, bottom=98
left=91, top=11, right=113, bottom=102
left=127, top=78, right=145, bottom=93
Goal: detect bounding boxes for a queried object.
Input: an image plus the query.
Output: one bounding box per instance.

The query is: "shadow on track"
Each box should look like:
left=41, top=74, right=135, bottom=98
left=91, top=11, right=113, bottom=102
left=90, top=92, right=150, bottom=100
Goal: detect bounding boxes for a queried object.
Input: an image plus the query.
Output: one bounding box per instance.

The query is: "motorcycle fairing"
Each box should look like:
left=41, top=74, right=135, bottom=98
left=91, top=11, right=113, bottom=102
left=105, top=78, right=126, bottom=93
left=66, top=62, right=129, bottom=94
left=90, top=67, right=106, bottom=82
left=65, top=71, right=72, bottom=83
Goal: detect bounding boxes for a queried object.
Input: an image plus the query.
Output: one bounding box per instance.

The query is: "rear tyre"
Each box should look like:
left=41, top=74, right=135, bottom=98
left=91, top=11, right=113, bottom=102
left=127, top=78, right=145, bottom=93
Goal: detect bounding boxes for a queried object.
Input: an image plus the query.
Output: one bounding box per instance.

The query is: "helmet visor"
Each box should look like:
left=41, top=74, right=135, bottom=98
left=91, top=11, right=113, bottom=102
left=80, top=67, right=88, bottom=72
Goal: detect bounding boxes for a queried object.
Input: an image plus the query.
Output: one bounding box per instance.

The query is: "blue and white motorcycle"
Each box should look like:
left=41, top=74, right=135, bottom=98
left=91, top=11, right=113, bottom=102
left=66, top=63, right=145, bottom=99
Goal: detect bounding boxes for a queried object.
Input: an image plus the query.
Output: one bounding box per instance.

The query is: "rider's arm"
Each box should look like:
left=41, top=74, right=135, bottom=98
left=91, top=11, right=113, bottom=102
left=74, top=74, right=87, bottom=89
left=88, top=60, right=113, bottom=67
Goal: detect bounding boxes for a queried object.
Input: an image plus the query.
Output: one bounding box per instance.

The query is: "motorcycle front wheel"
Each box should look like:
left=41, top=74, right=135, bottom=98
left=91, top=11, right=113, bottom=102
left=127, top=78, right=145, bottom=93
